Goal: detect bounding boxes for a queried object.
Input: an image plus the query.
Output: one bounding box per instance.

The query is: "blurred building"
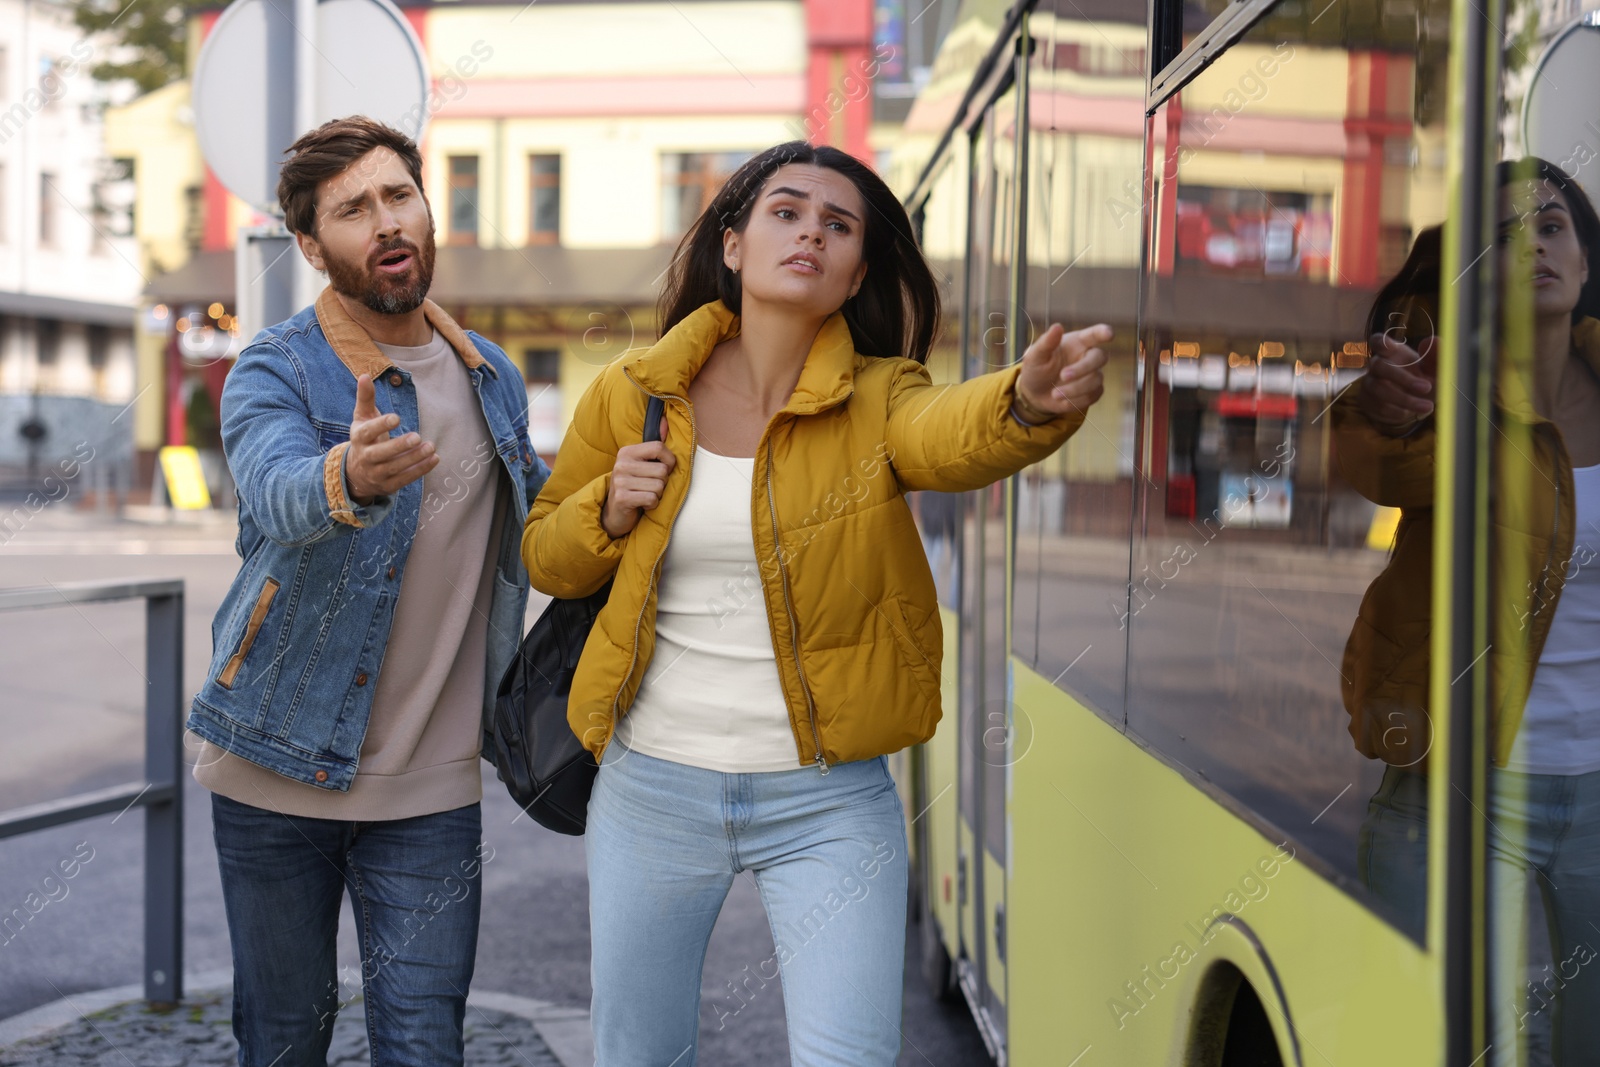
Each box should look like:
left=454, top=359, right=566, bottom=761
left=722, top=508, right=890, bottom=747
left=0, top=0, right=141, bottom=499
left=888, top=0, right=1446, bottom=542
left=115, top=0, right=956, bottom=478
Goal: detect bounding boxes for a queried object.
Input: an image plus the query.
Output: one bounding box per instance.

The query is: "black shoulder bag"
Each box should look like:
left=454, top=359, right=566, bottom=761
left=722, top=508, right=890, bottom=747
left=486, top=394, right=666, bottom=835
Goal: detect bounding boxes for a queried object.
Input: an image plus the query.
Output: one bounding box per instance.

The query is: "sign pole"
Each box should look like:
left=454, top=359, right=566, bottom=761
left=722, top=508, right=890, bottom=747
left=292, top=0, right=321, bottom=311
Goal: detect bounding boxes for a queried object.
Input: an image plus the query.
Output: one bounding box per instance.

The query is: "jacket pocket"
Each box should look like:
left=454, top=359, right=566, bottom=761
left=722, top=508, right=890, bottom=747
left=881, top=593, right=941, bottom=705
left=218, top=577, right=281, bottom=689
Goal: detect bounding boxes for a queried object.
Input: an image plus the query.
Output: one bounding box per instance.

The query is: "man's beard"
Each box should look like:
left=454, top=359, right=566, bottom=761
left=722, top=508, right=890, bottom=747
left=323, top=230, right=437, bottom=315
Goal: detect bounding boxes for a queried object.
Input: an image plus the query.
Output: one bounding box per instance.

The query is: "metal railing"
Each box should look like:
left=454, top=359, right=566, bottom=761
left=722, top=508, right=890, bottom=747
left=0, top=578, right=184, bottom=1007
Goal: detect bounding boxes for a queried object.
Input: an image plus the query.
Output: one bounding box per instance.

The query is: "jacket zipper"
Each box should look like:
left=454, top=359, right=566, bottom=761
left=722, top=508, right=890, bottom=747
left=610, top=377, right=699, bottom=732
left=767, top=433, right=828, bottom=773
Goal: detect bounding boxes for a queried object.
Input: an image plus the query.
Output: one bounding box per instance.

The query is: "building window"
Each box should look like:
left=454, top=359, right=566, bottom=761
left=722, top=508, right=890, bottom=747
left=38, top=56, right=61, bottom=110
left=448, top=155, right=480, bottom=246
left=37, top=320, right=59, bottom=366
left=96, top=158, right=136, bottom=237
left=87, top=325, right=108, bottom=370
left=39, top=172, right=56, bottom=247
left=88, top=324, right=109, bottom=396
left=523, top=347, right=562, bottom=456
left=183, top=184, right=203, bottom=252
left=660, top=152, right=755, bottom=240
left=528, top=154, right=560, bottom=245
left=523, top=347, right=560, bottom=382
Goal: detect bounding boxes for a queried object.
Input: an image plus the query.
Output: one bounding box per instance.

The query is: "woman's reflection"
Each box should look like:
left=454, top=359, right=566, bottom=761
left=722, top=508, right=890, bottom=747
left=1335, top=157, right=1600, bottom=1065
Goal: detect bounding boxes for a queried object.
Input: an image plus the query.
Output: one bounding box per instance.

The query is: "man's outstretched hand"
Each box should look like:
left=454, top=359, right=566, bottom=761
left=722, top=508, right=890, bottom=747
left=345, top=374, right=438, bottom=505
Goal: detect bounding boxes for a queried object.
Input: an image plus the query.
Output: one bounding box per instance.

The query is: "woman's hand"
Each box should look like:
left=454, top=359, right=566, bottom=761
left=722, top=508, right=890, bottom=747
left=1014, top=323, right=1113, bottom=424
left=1359, top=334, right=1437, bottom=436
left=600, top=415, right=675, bottom=539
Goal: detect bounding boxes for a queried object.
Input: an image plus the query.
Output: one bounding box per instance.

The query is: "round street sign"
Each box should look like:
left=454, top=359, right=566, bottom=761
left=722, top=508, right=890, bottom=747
left=1523, top=10, right=1600, bottom=210
left=192, top=0, right=429, bottom=213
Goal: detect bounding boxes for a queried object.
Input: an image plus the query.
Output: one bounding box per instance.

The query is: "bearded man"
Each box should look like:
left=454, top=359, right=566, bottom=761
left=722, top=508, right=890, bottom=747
left=185, top=116, right=549, bottom=1066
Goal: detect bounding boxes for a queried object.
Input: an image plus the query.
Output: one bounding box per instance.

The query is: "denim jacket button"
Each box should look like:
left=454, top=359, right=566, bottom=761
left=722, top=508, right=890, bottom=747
left=386, top=566, right=396, bottom=579
left=388, top=373, right=403, bottom=387
left=355, top=672, right=368, bottom=686
left=314, top=770, right=328, bottom=783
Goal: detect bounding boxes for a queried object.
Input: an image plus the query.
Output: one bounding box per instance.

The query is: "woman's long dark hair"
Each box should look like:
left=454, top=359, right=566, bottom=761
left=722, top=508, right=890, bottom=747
left=656, top=141, right=942, bottom=364
left=1366, top=224, right=1442, bottom=343
left=1496, top=156, right=1600, bottom=323
left=1367, top=159, right=1600, bottom=340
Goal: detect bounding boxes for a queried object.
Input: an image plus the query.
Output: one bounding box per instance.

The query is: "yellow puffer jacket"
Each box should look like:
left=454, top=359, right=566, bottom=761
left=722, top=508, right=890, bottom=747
left=1334, top=317, right=1600, bottom=769
left=521, top=299, right=1085, bottom=768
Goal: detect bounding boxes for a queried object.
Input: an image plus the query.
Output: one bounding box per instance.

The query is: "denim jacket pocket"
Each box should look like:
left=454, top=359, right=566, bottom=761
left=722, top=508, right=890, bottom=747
left=217, top=577, right=280, bottom=689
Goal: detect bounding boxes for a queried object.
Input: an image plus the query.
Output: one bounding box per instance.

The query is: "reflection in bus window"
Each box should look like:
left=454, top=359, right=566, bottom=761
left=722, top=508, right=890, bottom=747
left=1342, top=152, right=1600, bottom=1064
left=1483, top=155, right=1600, bottom=1064
left=1490, top=10, right=1600, bottom=1062
left=1127, top=0, right=1451, bottom=938
left=1013, top=0, right=1146, bottom=721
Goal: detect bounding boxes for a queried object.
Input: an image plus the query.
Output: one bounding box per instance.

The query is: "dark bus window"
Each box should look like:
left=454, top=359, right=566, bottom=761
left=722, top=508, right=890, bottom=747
left=910, top=144, right=970, bottom=611
left=1012, top=0, right=1148, bottom=722
left=1128, top=0, right=1452, bottom=939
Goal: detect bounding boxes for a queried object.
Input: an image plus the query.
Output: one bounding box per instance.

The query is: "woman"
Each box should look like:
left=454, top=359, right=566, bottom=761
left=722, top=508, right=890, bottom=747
left=521, top=141, right=1110, bottom=1065
left=1336, top=158, right=1600, bottom=1064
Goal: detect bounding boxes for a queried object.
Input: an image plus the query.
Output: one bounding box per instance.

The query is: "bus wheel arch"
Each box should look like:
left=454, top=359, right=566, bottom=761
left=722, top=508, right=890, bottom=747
left=1176, top=916, right=1301, bottom=1067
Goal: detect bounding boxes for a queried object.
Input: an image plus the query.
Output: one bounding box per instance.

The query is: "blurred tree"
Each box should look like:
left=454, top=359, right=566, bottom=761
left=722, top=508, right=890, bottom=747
left=185, top=379, right=221, bottom=452
left=70, top=0, right=209, bottom=95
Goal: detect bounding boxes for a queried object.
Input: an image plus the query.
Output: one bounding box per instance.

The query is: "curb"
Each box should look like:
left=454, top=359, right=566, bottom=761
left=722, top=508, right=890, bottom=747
left=0, top=973, right=593, bottom=1067
left=467, top=990, right=594, bottom=1067
left=0, top=970, right=235, bottom=1050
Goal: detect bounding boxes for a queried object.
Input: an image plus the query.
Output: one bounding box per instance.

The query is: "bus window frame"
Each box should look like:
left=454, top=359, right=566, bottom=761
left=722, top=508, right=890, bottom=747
left=1146, top=0, right=1283, bottom=108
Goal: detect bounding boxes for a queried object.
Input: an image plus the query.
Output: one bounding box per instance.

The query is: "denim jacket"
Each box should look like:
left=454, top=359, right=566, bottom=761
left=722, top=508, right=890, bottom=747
left=187, top=288, right=550, bottom=790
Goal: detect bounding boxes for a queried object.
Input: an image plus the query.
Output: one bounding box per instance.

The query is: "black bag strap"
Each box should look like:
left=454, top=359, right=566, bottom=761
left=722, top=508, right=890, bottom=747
left=643, top=395, right=666, bottom=445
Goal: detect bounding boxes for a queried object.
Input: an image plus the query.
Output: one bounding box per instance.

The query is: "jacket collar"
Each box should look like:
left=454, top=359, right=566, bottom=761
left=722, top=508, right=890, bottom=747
left=314, top=286, right=491, bottom=379
left=620, top=300, right=858, bottom=414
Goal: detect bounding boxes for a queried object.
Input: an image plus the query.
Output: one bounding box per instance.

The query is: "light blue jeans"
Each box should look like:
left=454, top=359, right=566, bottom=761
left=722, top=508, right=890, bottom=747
left=1360, top=764, right=1600, bottom=1066
left=586, top=737, right=910, bottom=1067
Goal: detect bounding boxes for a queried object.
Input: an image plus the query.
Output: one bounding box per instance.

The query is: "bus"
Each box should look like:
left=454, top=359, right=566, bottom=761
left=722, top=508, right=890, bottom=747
left=884, top=0, right=1588, bottom=1061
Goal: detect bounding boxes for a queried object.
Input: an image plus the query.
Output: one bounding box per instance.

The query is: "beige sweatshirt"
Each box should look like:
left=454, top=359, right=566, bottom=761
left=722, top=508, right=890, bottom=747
left=194, top=328, right=505, bottom=820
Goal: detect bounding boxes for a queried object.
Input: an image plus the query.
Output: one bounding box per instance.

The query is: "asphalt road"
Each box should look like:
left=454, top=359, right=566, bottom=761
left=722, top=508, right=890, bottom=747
left=0, top=511, right=993, bottom=1067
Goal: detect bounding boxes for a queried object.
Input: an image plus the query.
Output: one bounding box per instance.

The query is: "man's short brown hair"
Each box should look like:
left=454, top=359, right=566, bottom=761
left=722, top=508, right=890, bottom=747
left=277, top=116, right=426, bottom=236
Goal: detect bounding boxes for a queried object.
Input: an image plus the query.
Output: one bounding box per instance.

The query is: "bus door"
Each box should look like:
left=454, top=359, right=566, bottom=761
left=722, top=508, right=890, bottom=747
left=956, top=69, right=1023, bottom=1055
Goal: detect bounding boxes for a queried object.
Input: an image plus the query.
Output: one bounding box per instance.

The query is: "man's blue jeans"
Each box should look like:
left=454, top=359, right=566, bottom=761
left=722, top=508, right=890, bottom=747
left=210, top=793, right=485, bottom=1067
left=586, top=737, right=910, bottom=1067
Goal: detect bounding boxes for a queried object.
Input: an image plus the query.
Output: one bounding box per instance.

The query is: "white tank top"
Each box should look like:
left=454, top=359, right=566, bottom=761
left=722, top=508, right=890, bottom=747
left=1507, top=462, right=1600, bottom=775
left=614, top=445, right=801, bottom=772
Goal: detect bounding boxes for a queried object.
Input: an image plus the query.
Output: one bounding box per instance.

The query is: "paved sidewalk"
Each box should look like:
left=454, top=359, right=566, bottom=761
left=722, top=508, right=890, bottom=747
left=0, top=978, right=585, bottom=1067
left=0, top=515, right=996, bottom=1066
